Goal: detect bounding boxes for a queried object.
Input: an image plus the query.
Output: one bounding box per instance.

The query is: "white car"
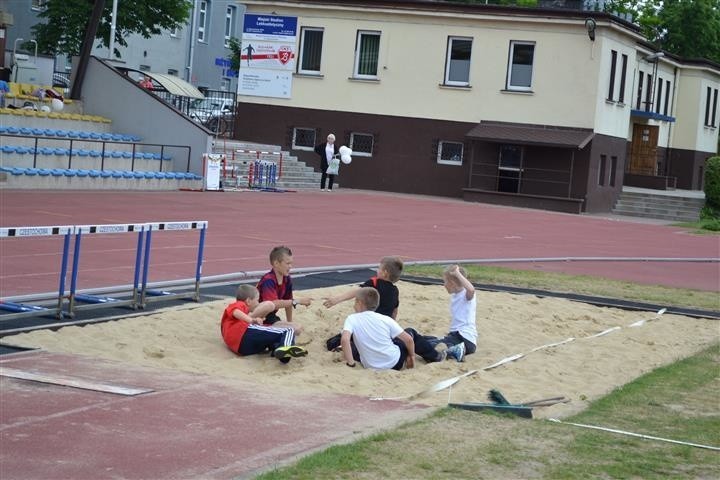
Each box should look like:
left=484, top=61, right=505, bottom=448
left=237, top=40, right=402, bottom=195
left=189, top=98, right=235, bottom=123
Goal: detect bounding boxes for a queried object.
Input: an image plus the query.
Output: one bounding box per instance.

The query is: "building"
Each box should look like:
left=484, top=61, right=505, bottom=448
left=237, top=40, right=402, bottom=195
left=234, top=0, right=720, bottom=213
left=0, top=0, right=244, bottom=92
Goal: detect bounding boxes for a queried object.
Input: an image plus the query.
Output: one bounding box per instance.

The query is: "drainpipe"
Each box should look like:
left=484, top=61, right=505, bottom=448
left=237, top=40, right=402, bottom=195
left=665, top=66, right=678, bottom=186
left=70, top=0, right=106, bottom=100
left=186, top=0, right=198, bottom=84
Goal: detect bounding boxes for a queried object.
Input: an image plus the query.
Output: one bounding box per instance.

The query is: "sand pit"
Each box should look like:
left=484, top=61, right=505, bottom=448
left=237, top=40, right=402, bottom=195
left=4, top=281, right=718, bottom=418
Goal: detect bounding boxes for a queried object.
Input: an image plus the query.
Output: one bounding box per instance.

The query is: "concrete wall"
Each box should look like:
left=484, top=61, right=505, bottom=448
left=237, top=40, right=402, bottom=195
left=81, top=57, right=213, bottom=175
left=672, top=67, right=720, bottom=154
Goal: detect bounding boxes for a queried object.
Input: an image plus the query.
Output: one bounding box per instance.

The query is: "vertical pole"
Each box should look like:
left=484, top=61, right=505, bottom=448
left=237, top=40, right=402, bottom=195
left=140, top=226, right=153, bottom=308
left=194, top=225, right=207, bottom=301
left=568, top=150, right=575, bottom=198
left=109, top=0, right=119, bottom=59
left=56, top=229, right=72, bottom=319
left=68, top=229, right=83, bottom=318
left=131, top=227, right=145, bottom=309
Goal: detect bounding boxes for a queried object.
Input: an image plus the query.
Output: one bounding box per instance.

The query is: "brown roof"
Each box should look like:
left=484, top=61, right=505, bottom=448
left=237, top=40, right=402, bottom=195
left=465, top=121, right=595, bottom=149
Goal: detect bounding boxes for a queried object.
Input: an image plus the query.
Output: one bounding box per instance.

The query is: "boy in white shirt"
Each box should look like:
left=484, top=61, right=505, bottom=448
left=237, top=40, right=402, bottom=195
left=438, top=264, right=477, bottom=356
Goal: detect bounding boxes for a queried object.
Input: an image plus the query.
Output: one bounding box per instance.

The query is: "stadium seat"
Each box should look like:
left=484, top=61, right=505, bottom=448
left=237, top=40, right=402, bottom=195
left=111, top=170, right=124, bottom=178
left=51, top=169, right=65, bottom=176
left=37, top=169, right=52, bottom=176
left=75, top=169, right=89, bottom=177
left=88, top=170, right=102, bottom=178
left=1, top=145, right=17, bottom=153
left=24, top=168, right=39, bottom=176
left=88, top=150, right=102, bottom=158
left=63, top=169, right=77, bottom=177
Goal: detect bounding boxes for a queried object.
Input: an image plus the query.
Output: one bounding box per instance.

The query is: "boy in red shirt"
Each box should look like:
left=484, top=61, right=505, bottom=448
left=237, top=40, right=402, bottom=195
left=221, top=284, right=307, bottom=363
left=257, top=246, right=312, bottom=334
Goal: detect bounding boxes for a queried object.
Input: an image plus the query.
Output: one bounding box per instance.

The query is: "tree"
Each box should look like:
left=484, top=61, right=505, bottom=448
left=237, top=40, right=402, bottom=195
left=600, top=0, right=720, bottom=63
left=32, top=0, right=192, bottom=58
left=227, top=37, right=242, bottom=74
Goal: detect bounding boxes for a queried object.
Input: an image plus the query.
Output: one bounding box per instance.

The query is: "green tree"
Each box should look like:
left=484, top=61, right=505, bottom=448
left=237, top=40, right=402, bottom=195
left=600, top=0, right=720, bottom=63
left=227, top=37, right=242, bottom=74
left=32, top=0, right=192, bottom=58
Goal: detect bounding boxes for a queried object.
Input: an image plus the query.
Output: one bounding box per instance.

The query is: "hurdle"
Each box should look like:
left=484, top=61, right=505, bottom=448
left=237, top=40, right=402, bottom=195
left=66, top=223, right=148, bottom=317
left=0, top=225, right=74, bottom=320
left=248, top=160, right=279, bottom=190
left=138, top=221, right=208, bottom=309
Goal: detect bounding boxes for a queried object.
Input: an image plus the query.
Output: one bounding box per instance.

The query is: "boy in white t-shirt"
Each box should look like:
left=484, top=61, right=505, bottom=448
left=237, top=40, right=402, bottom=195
left=438, top=264, right=477, bottom=356
left=341, top=287, right=463, bottom=370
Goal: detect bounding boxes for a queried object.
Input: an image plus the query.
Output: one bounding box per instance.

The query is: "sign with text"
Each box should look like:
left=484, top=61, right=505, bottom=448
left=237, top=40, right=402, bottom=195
left=238, top=13, right=296, bottom=98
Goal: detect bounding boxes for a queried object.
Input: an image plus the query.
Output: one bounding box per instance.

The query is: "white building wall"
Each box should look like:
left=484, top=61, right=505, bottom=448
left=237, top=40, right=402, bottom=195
left=672, top=68, right=720, bottom=153
left=242, top=4, right=603, bottom=129
left=593, top=33, right=637, bottom=139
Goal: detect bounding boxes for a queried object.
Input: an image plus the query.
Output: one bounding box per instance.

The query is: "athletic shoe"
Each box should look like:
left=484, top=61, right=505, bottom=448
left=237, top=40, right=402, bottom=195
left=273, top=345, right=308, bottom=361
left=446, top=343, right=465, bottom=362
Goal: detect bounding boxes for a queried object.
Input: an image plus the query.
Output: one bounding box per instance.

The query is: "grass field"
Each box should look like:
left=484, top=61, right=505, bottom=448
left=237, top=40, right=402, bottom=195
left=254, top=266, right=720, bottom=480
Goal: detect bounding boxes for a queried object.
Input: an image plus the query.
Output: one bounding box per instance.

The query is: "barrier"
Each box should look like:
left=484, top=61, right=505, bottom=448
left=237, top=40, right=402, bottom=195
left=248, top=160, right=278, bottom=190
left=220, top=149, right=283, bottom=190
left=0, top=221, right=208, bottom=321
left=0, top=225, right=74, bottom=320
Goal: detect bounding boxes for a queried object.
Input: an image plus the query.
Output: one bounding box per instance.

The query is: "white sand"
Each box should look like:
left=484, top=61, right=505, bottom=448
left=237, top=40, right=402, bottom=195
left=4, top=281, right=718, bottom=418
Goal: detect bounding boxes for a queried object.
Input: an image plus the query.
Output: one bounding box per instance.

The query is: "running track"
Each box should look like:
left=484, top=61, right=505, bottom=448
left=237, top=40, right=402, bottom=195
left=0, top=189, right=718, bottom=298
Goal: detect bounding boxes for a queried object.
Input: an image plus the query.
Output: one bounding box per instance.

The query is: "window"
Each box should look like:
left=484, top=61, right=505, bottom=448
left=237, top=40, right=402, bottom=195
left=609, top=156, right=618, bottom=187
left=644, top=74, right=652, bottom=111
left=705, top=87, right=712, bottom=126
left=292, top=128, right=316, bottom=150
left=139, top=64, right=151, bottom=72
left=220, top=78, right=230, bottom=91
left=506, top=41, right=535, bottom=91
left=437, top=141, right=464, bottom=165
left=354, top=31, right=381, bottom=79
left=31, top=0, right=47, bottom=11
left=350, top=133, right=374, bottom=156
left=198, top=1, right=208, bottom=42
left=712, top=89, right=718, bottom=127
left=169, top=27, right=179, bottom=38
left=167, top=69, right=178, bottom=76
left=655, top=78, right=663, bottom=114
left=298, top=27, right=324, bottom=74
left=598, top=155, right=607, bottom=186
left=224, top=6, right=236, bottom=47
left=445, top=37, right=472, bottom=86
left=618, top=54, right=628, bottom=103
left=607, top=50, right=617, bottom=101
left=663, top=79, right=671, bottom=116
left=636, top=71, right=644, bottom=109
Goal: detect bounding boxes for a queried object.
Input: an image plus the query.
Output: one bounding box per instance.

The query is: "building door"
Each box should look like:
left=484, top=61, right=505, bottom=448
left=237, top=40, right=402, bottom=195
left=628, top=124, right=658, bottom=175
left=498, top=145, right=522, bottom=193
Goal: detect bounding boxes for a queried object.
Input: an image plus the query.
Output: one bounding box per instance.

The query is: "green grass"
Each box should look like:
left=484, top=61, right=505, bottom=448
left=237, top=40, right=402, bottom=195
left=254, top=345, right=720, bottom=480
left=403, top=264, right=720, bottom=311
left=675, top=217, right=720, bottom=233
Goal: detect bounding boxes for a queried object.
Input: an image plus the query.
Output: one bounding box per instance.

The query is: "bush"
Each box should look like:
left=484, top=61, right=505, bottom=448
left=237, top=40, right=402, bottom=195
left=703, top=156, right=720, bottom=219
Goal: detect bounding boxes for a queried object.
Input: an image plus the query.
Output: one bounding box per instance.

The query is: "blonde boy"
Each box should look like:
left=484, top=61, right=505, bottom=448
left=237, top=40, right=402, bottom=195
left=440, top=264, right=477, bottom=355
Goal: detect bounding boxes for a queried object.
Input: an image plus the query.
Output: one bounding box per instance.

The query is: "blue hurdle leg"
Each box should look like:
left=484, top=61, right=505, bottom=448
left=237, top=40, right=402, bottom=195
left=140, top=228, right=153, bottom=308
left=193, top=225, right=207, bottom=301
left=67, top=229, right=83, bottom=317
left=131, top=228, right=145, bottom=309
left=56, top=230, right=72, bottom=319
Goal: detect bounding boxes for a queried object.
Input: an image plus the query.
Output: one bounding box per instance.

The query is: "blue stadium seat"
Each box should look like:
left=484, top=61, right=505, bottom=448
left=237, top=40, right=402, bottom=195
left=24, top=168, right=39, bottom=176
left=19, top=127, right=33, bottom=135
left=15, top=146, right=31, bottom=155
left=89, top=132, right=102, bottom=140
left=53, top=148, right=68, bottom=155
left=122, top=171, right=135, bottom=178
left=66, top=130, right=80, bottom=138
left=75, top=169, right=90, bottom=177
left=163, top=172, right=177, bottom=179
left=38, top=147, right=54, bottom=155
left=51, top=169, right=65, bottom=176
left=88, top=150, right=102, bottom=158
left=78, top=131, right=91, bottom=139
left=111, top=151, right=123, bottom=158
left=111, top=170, right=124, bottom=178
left=120, top=135, right=134, bottom=142
left=132, top=171, right=145, bottom=178
left=0, top=126, right=8, bottom=134
left=37, top=168, right=52, bottom=176
left=63, top=169, right=77, bottom=177
left=101, top=133, right=113, bottom=141
left=10, top=167, right=27, bottom=175
left=1, top=145, right=17, bottom=153
left=130, top=135, right=142, bottom=142
left=31, top=128, right=46, bottom=136
left=111, top=134, right=124, bottom=141
left=100, top=170, right=113, bottom=178
left=6, top=127, right=19, bottom=134
left=121, top=151, right=133, bottom=159
left=76, top=149, right=90, bottom=157
left=88, top=170, right=102, bottom=178
left=0, top=166, right=13, bottom=172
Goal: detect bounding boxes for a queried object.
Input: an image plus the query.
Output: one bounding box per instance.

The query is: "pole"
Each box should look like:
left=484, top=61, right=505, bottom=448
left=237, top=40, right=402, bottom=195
left=109, top=0, right=119, bottom=59
left=70, top=0, right=107, bottom=100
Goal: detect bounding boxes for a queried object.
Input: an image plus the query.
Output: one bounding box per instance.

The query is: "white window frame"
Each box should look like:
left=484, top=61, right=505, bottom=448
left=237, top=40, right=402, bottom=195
left=292, top=127, right=317, bottom=151
left=444, top=36, right=472, bottom=86
left=350, top=132, right=374, bottom=156
left=298, top=27, right=324, bottom=75
left=353, top=31, right=381, bottom=80
left=437, top=141, right=464, bottom=166
left=220, top=78, right=230, bottom=91
left=198, top=0, right=208, bottom=43
left=31, top=0, right=47, bottom=11
left=506, top=41, right=535, bottom=91
left=224, top=5, right=236, bottom=48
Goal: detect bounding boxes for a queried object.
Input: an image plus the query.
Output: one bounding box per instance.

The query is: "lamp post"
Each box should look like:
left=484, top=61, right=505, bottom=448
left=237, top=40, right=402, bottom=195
left=109, top=0, right=118, bottom=59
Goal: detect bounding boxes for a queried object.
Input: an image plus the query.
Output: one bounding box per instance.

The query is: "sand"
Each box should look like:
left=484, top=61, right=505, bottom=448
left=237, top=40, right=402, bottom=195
left=4, top=281, right=718, bottom=418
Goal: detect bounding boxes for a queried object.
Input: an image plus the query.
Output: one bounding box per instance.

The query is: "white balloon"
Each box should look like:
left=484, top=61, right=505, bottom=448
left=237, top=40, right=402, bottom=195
left=341, top=154, right=352, bottom=164
left=51, top=98, right=64, bottom=112
left=339, top=145, right=352, bottom=156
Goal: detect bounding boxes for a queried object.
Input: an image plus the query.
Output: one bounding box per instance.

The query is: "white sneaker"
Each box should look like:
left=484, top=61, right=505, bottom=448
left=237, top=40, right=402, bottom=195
left=446, top=343, right=466, bottom=362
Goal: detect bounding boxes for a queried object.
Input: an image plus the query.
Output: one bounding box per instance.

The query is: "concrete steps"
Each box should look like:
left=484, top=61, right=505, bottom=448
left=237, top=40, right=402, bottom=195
left=213, top=140, right=329, bottom=190
left=612, top=189, right=705, bottom=222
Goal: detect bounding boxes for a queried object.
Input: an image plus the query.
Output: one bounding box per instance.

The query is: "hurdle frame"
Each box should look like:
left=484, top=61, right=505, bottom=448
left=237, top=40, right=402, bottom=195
left=0, top=225, right=74, bottom=321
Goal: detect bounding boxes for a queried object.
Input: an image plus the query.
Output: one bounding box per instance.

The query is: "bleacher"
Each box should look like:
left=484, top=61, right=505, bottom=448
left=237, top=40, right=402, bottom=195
left=1, top=82, right=203, bottom=190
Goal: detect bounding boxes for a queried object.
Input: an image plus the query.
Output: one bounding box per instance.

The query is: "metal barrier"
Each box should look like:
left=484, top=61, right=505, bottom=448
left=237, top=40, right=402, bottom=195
left=0, top=221, right=208, bottom=321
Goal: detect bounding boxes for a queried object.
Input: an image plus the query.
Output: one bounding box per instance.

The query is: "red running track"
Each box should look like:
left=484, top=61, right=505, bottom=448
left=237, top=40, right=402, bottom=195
left=0, top=189, right=718, bottom=298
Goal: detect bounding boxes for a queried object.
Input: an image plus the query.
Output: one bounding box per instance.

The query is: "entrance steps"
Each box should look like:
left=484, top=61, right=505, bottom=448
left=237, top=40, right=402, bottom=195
left=612, top=187, right=705, bottom=222
left=212, top=139, right=327, bottom=190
